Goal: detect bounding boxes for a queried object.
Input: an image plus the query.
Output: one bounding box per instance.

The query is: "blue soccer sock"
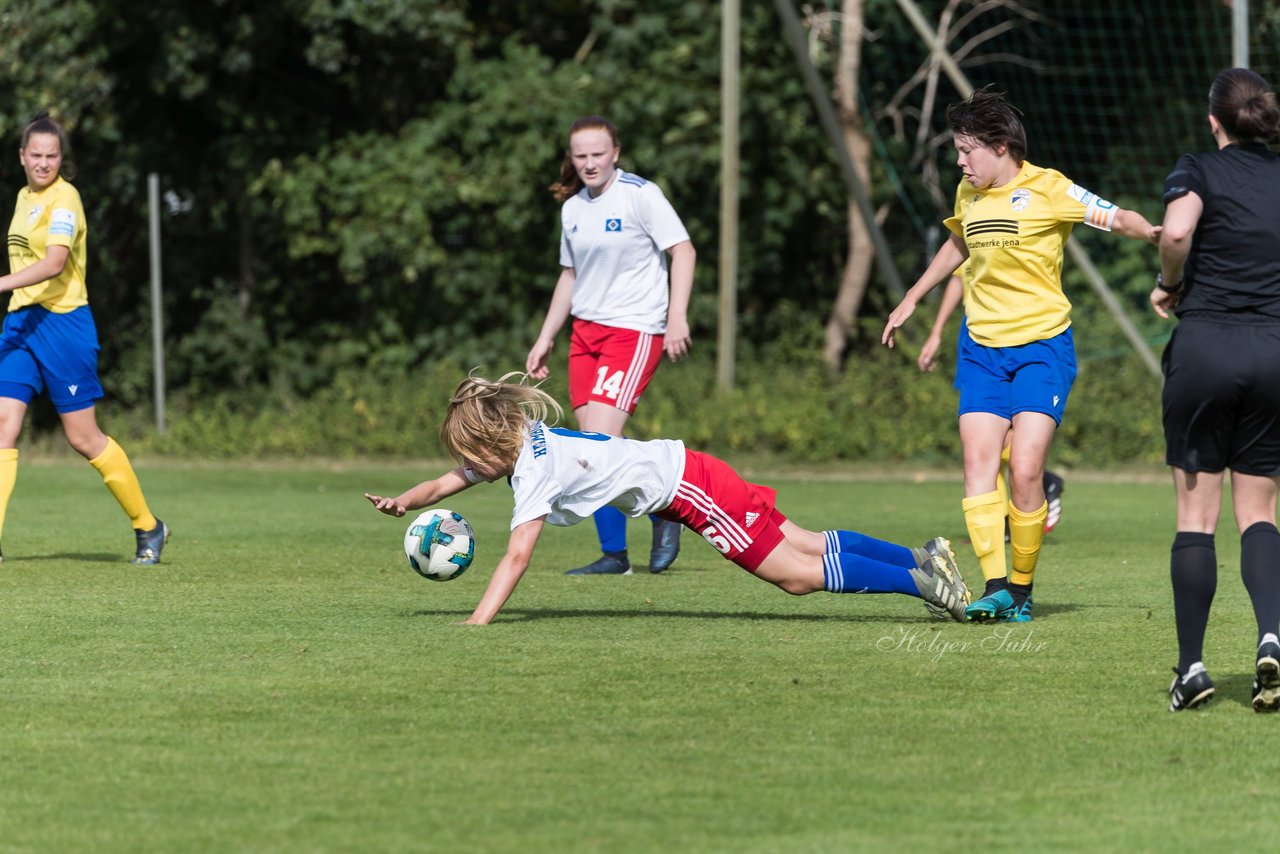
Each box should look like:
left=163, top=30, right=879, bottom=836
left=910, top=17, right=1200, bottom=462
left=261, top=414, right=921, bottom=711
left=823, top=529, right=915, bottom=569
left=822, top=551, right=919, bottom=595
left=593, top=505, right=628, bottom=553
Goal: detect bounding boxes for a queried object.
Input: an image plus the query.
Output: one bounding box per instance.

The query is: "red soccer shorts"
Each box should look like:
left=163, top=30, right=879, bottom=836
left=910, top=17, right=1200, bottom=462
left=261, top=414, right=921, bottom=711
left=568, top=319, right=664, bottom=414
left=656, top=449, right=788, bottom=573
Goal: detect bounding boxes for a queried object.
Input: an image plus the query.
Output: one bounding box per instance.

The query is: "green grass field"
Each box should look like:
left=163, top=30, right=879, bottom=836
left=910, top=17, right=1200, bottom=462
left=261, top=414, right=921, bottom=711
left=2, top=460, right=1278, bottom=852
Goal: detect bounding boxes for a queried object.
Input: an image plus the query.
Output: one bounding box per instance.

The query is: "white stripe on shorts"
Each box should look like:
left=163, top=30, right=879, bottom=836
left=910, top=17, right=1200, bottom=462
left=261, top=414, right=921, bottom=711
left=617, top=333, right=654, bottom=412
left=674, top=481, right=752, bottom=552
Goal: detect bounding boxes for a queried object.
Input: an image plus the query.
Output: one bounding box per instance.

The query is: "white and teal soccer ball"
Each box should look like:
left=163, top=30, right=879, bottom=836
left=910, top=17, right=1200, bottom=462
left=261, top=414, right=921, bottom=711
left=403, top=509, right=475, bottom=582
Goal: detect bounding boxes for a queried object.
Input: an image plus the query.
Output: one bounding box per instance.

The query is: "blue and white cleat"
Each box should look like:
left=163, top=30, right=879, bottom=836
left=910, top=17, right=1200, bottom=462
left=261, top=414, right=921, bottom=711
left=133, top=519, right=169, bottom=566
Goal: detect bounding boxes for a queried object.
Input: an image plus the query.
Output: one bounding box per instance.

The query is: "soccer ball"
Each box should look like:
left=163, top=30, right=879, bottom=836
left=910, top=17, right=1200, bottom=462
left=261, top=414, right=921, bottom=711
left=403, top=509, right=476, bottom=582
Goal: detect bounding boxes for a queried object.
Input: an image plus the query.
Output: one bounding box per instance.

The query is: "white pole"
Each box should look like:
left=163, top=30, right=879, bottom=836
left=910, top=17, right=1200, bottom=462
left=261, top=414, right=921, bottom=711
left=1233, top=0, right=1249, bottom=68
left=718, top=0, right=741, bottom=391
left=147, top=174, right=166, bottom=435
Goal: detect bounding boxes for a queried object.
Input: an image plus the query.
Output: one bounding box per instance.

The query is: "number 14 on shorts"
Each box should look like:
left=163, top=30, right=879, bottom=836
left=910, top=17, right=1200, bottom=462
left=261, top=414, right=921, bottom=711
left=592, top=367, right=625, bottom=400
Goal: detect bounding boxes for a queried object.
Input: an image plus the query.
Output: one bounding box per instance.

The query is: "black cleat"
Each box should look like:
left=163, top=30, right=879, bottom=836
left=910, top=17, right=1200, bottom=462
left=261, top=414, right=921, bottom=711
left=1043, top=470, right=1065, bottom=533
left=133, top=519, right=170, bottom=565
left=565, top=551, right=631, bottom=576
left=647, top=518, right=682, bottom=573
left=1252, top=641, right=1280, bottom=713
left=1169, top=663, right=1214, bottom=712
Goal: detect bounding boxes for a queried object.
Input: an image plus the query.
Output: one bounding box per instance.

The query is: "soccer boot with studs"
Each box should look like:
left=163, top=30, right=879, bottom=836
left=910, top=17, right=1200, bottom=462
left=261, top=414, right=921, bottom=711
left=909, top=537, right=970, bottom=622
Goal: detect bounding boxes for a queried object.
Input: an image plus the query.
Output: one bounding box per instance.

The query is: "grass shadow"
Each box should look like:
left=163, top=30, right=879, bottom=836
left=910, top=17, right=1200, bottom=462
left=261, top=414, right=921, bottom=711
left=1214, top=672, right=1265, bottom=710
left=409, top=607, right=952, bottom=624
left=8, top=552, right=127, bottom=564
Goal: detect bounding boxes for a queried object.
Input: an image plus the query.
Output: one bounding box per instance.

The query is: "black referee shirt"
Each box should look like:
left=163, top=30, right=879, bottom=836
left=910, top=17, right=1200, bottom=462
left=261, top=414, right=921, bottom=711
left=1163, top=142, right=1280, bottom=318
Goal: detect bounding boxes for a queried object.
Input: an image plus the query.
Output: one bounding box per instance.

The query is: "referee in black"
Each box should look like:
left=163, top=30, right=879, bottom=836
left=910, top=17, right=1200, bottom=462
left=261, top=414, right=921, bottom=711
left=1151, top=68, right=1280, bottom=713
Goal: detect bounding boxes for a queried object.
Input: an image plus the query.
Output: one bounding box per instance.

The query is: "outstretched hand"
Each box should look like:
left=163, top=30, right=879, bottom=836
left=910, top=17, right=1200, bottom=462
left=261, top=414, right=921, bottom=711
left=365, top=492, right=408, bottom=517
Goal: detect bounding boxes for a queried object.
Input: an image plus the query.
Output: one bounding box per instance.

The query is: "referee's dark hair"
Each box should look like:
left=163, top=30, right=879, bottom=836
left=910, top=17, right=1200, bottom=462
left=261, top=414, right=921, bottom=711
left=945, top=85, right=1028, bottom=164
left=1209, top=68, right=1280, bottom=144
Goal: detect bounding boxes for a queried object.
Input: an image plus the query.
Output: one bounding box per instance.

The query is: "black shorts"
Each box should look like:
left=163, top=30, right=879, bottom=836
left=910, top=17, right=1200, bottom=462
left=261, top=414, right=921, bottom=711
left=1163, top=316, right=1280, bottom=475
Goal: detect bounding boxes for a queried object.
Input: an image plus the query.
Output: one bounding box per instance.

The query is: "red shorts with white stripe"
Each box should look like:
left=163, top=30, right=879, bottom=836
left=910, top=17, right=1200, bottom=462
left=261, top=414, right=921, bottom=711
left=655, top=449, right=788, bottom=573
left=568, top=319, right=664, bottom=414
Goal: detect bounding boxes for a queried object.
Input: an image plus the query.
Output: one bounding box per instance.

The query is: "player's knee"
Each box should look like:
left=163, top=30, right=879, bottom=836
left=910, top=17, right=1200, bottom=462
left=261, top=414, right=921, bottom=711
left=0, top=418, right=22, bottom=447
left=64, top=429, right=104, bottom=459
left=776, top=577, right=817, bottom=596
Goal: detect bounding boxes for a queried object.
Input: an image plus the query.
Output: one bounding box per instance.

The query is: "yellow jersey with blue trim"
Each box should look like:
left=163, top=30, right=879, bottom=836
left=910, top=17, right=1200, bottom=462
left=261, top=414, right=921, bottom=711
left=944, top=161, right=1117, bottom=347
left=6, top=176, right=89, bottom=313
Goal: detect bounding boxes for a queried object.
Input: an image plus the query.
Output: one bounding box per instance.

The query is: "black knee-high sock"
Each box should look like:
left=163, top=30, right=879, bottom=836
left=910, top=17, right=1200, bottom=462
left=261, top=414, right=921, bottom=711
left=1171, top=531, right=1216, bottom=674
left=1241, top=521, right=1280, bottom=645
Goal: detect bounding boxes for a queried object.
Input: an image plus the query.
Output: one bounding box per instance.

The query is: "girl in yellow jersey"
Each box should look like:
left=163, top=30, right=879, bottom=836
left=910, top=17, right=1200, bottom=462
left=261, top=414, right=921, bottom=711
left=882, top=87, right=1159, bottom=622
left=0, top=113, right=167, bottom=564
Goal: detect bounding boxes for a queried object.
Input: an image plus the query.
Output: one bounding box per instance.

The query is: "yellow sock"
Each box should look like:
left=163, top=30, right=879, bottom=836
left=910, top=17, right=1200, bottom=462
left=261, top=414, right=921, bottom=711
left=962, top=490, right=1007, bottom=583
left=89, top=437, right=157, bottom=531
left=0, top=448, right=17, bottom=543
left=1009, top=500, right=1048, bottom=586
left=995, top=467, right=1009, bottom=520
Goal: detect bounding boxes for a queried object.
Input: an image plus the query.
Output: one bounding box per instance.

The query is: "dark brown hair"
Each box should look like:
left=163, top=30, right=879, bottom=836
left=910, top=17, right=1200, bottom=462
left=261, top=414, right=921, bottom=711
left=548, top=116, right=620, bottom=203
left=1209, top=68, right=1280, bottom=144
left=945, top=86, right=1028, bottom=164
left=20, top=111, right=75, bottom=181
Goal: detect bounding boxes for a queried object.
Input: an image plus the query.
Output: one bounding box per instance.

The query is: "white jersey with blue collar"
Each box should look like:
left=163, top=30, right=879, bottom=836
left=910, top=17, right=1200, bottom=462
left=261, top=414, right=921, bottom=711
left=558, top=169, right=690, bottom=335
left=509, top=421, right=685, bottom=530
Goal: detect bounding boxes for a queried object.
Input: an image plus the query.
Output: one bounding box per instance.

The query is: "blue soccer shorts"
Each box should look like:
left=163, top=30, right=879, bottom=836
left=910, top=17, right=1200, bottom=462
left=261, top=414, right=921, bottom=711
left=0, top=305, right=104, bottom=413
left=954, top=323, right=1077, bottom=424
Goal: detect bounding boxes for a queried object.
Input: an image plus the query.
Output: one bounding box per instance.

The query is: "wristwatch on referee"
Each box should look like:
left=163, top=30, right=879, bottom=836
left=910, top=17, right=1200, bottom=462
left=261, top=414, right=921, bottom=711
left=1156, top=273, right=1183, bottom=293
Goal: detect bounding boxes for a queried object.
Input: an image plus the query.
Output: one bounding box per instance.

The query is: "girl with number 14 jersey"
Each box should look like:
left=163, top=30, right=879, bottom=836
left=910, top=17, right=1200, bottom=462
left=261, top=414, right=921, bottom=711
left=526, top=116, right=695, bottom=578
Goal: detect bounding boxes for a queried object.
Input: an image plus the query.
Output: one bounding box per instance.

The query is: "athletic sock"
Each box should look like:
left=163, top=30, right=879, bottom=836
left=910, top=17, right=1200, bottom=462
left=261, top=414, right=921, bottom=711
left=592, top=505, right=627, bottom=553
left=0, top=448, right=16, bottom=543
left=823, top=529, right=915, bottom=569
left=88, top=437, right=156, bottom=531
left=981, top=577, right=1010, bottom=598
left=1241, top=521, right=1280, bottom=645
left=1171, top=531, right=1217, bottom=675
left=1008, top=500, right=1048, bottom=586
left=962, top=490, right=1007, bottom=583
left=822, top=551, right=918, bottom=595
left=1008, top=581, right=1033, bottom=607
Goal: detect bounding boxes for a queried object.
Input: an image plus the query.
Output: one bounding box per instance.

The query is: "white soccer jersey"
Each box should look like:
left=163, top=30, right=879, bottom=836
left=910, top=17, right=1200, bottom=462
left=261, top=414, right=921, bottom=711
left=509, top=421, right=686, bottom=530
left=558, top=169, right=690, bottom=335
